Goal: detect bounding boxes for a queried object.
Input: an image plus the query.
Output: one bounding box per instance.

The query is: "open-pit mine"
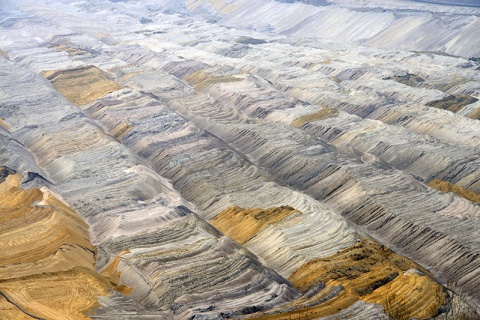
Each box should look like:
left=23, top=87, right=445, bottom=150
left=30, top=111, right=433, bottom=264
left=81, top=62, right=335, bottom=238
left=0, top=0, right=479, bottom=319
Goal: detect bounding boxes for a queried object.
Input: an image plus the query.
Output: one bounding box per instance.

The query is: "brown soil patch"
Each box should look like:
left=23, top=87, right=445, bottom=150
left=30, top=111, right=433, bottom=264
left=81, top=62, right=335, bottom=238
left=291, top=107, right=339, bottom=127
left=184, top=70, right=243, bottom=91
left=426, top=94, right=478, bottom=113
left=210, top=205, right=299, bottom=244
left=42, top=65, right=123, bottom=105
left=428, top=179, right=480, bottom=204
left=386, top=73, right=426, bottom=87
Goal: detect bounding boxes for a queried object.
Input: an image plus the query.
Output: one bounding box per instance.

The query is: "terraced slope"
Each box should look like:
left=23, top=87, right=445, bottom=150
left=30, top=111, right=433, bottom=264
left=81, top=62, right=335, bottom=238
left=0, top=173, right=115, bottom=320
left=0, top=0, right=479, bottom=318
left=0, top=47, right=300, bottom=320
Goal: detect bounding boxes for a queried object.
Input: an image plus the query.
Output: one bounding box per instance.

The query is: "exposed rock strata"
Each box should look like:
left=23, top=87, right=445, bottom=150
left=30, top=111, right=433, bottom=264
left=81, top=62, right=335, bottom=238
left=1, top=0, right=479, bottom=318
left=0, top=51, right=301, bottom=319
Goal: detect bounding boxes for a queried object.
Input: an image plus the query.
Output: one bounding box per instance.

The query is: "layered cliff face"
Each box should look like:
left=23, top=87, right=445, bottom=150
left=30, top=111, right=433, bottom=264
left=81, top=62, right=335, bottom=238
left=1, top=0, right=479, bottom=319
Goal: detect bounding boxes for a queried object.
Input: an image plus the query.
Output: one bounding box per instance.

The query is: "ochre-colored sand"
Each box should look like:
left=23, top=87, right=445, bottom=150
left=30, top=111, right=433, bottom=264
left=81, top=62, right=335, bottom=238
left=101, top=251, right=133, bottom=295
left=211, top=204, right=444, bottom=319
left=184, top=70, right=243, bottom=91
left=0, top=174, right=126, bottom=320
left=210, top=205, right=299, bottom=244
left=290, top=107, right=339, bottom=127
left=42, top=65, right=123, bottom=105
left=0, top=294, right=34, bottom=320
left=0, top=268, right=111, bottom=320
left=363, top=272, right=444, bottom=320
left=0, top=118, right=9, bottom=130
left=249, top=239, right=444, bottom=320
left=49, top=44, right=90, bottom=56
left=0, top=49, right=9, bottom=59
left=110, top=122, right=133, bottom=140
left=469, top=107, right=480, bottom=120
left=428, top=179, right=480, bottom=204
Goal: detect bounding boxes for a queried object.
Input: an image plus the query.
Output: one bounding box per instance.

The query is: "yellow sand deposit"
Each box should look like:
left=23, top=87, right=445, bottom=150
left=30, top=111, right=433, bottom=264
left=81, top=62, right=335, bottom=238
left=184, top=69, right=243, bottom=91
left=291, top=107, right=339, bottom=127
left=49, top=44, right=89, bottom=56
left=110, top=122, right=133, bottom=141
left=0, top=174, right=127, bottom=319
left=0, top=49, right=9, bottom=59
left=428, top=179, right=480, bottom=204
left=0, top=118, right=9, bottom=130
left=468, top=106, right=480, bottom=119
left=210, top=205, right=299, bottom=244
left=249, top=239, right=444, bottom=320
left=42, top=65, right=123, bottom=105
